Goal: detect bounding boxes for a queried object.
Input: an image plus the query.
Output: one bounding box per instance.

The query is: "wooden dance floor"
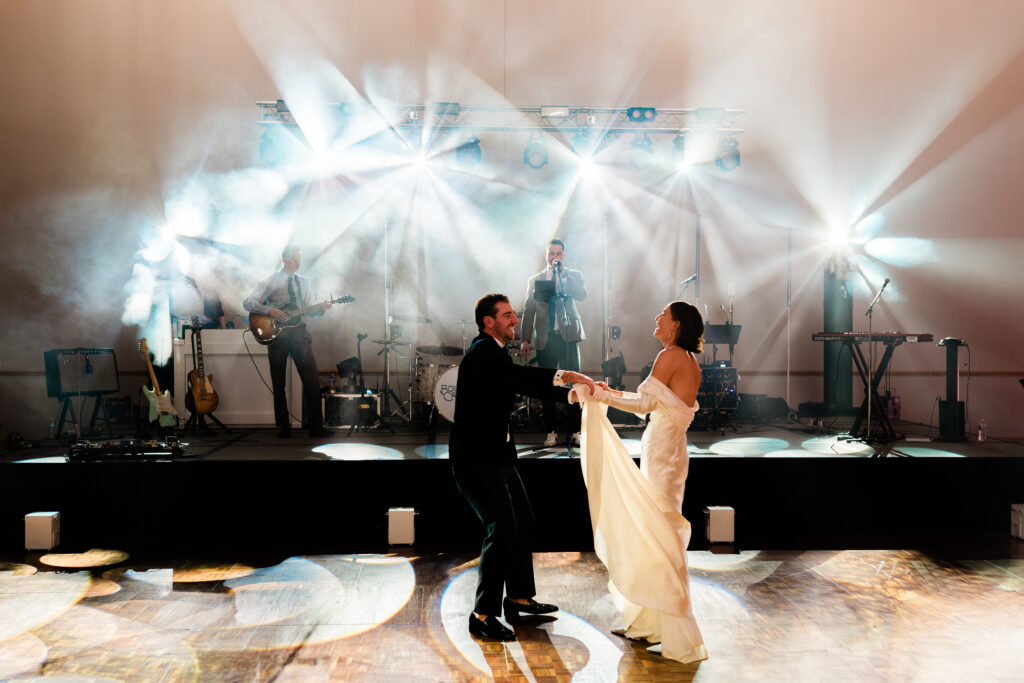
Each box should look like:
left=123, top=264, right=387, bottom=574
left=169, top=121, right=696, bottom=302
left=2, top=545, right=1023, bottom=681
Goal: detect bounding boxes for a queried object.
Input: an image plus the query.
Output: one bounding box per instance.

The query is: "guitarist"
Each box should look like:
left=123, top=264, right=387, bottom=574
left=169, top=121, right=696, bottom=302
left=243, top=245, right=333, bottom=438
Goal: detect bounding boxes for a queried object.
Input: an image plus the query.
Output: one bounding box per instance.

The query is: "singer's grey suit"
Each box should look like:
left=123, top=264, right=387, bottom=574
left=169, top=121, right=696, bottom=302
left=521, top=266, right=586, bottom=435
left=521, top=267, right=586, bottom=353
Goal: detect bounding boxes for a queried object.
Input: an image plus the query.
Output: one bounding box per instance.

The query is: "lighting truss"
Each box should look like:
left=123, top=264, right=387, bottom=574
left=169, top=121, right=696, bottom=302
left=256, top=100, right=744, bottom=138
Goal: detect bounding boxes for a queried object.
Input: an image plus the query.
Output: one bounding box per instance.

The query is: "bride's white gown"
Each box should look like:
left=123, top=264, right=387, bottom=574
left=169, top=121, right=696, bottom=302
left=570, top=375, right=708, bottom=664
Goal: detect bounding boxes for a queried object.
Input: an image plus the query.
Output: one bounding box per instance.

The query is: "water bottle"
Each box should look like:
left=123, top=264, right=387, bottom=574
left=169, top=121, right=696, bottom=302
left=329, top=374, right=337, bottom=394
left=977, top=418, right=987, bottom=442
left=48, top=419, right=56, bottom=440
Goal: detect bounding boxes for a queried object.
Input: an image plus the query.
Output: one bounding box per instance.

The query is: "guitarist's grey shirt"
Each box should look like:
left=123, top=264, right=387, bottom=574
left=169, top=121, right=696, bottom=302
left=243, top=269, right=324, bottom=320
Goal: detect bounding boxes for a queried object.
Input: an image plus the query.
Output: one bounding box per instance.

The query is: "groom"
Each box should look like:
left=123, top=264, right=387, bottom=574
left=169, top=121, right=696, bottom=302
left=450, top=293, right=595, bottom=640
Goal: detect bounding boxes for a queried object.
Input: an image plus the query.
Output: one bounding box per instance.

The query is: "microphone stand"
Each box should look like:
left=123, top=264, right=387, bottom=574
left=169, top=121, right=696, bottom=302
left=863, top=279, right=889, bottom=441
left=523, top=264, right=576, bottom=455
left=555, top=265, right=575, bottom=451
left=678, top=275, right=696, bottom=301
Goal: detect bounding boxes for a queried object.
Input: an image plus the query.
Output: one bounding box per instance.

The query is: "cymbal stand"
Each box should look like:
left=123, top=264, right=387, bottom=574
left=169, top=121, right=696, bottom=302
left=379, top=219, right=410, bottom=422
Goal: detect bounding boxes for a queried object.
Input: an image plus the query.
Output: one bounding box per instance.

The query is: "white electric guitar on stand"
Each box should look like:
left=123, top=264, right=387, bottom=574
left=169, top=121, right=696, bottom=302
left=138, top=338, right=179, bottom=428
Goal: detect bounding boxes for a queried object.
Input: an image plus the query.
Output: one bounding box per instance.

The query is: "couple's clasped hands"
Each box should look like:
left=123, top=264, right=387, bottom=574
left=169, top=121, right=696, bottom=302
left=559, top=372, right=615, bottom=396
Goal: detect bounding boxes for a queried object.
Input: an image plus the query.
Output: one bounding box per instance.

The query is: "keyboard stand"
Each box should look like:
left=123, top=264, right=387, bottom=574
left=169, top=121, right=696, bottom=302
left=848, top=340, right=900, bottom=441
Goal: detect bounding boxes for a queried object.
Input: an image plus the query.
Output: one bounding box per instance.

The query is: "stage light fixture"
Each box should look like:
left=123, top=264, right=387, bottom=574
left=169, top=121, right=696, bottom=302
left=627, top=107, right=656, bottom=122
left=696, top=107, right=726, bottom=121
left=431, top=101, right=461, bottom=116
left=258, top=126, right=305, bottom=165
left=628, top=134, right=655, bottom=169
left=540, top=105, right=569, bottom=118
left=572, top=129, right=594, bottom=157
left=455, top=137, right=481, bottom=166
left=601, top=353, right=627, bottom=388
left=523, top=133, right=549, bottom=169
left=715, top=136, right=741, bottom=171
left=672, top=129, right=694, bottom=170
left=672, top=130, right=690, bottom=158
left=259, top=128, right=283, bottom=164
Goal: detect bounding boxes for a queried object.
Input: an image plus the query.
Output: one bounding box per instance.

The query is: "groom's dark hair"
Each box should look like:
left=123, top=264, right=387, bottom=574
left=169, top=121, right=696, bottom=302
left=669, top=300, right=704, bottom=353
left=475, top=293, right=509, bottom=332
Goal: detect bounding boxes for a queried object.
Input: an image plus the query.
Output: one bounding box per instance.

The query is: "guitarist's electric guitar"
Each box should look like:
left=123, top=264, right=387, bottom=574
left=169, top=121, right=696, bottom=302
left=248, top=295, right=355, bottom=345
left=186, top=316, right=219, bottom=415
left=138, top=338, right=179, bottom=427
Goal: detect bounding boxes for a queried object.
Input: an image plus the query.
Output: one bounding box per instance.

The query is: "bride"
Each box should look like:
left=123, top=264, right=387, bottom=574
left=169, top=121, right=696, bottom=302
left=570, top=300, right=708, bottom=664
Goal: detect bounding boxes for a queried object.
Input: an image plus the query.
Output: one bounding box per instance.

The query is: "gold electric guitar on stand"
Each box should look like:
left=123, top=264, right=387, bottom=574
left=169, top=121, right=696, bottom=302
left=138, top=338, right=179, bottom=428
left=248, top=295, right=355, bottom=345
left=186, top=316, right=219, bottom=415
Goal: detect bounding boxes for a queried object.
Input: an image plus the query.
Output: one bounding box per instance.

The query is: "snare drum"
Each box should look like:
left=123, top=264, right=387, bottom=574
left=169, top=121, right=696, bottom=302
left=433, top=366, right=459, bottom=422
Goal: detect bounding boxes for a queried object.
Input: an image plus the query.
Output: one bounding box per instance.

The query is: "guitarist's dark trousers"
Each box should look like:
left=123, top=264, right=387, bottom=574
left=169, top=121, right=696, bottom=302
left=268, top=325, right=323, bottom=432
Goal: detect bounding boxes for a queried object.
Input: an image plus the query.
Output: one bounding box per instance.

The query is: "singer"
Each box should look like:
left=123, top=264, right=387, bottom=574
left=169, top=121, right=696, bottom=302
left=521, top=238, right=587, bottom=446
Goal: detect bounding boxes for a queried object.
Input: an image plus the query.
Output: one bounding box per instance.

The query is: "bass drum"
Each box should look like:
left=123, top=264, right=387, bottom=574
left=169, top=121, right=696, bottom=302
left=413, top=345, right=462, bottom=405
left=413, top=358, right=458, bottom=404
left=432, top=366, right=459, bottom=422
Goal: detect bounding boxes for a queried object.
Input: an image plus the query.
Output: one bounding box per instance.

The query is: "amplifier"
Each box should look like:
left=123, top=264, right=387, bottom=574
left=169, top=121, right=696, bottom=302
left=324, top=392, right=380, bottom=428
left=44, top=348, right=119, bottom=397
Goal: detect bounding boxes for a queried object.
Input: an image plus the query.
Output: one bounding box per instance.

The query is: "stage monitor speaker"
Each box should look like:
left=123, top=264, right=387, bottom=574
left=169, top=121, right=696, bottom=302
left=938, top=399, right=965, bottom=441
left=44, top=348, right=119, bottom=397
left=737, top=394, right=790, bottom=420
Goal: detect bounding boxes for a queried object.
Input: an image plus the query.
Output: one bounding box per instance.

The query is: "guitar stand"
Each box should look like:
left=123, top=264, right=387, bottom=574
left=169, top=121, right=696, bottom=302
left=183, top=324, right=230, bottom=435
left=183, top=410, right=230, bottom=434
left=136, top=387, right=177, bottom=440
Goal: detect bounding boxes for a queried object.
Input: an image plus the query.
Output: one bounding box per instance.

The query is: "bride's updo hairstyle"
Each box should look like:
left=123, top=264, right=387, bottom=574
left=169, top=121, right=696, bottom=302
left=668, top=301, right=704, bottom=353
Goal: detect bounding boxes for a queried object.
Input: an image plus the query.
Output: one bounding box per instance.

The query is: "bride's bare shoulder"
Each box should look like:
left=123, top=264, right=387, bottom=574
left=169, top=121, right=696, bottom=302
left=656, top=346, right=689, bottom=363
left=652, top=346, right=689, bottom=375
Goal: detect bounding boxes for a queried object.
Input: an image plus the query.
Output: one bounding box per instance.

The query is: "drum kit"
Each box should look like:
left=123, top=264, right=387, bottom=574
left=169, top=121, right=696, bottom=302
left=359, top=307, right=535, bottom=426
left=370, top=316, right=475, bottom=424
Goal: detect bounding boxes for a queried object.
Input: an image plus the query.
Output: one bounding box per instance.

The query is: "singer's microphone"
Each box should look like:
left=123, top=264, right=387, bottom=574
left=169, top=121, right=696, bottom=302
left=882, top=278, right=890, bottom=286
left=552, top=260, right=562, bottom=269
left=679, top=274, right=697, bottom=286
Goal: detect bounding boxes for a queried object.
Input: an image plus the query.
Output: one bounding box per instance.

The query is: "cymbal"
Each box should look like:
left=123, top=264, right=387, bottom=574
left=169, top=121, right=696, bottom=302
left=391, top=314, right=432, bottom=323
left=372, top=339, right=412, bottom=345
left=416, top=344, right=463, bottom=356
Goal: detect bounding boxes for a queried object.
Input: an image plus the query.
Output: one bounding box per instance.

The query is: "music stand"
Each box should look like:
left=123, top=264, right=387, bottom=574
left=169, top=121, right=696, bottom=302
left=533, top=279, right=554, bottom=302
left=704, top=323, right=741, bottom=363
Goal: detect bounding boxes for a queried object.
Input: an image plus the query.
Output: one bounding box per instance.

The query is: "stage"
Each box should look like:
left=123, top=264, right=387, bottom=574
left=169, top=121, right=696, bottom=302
left=2, top=415, right=1022, bottom=556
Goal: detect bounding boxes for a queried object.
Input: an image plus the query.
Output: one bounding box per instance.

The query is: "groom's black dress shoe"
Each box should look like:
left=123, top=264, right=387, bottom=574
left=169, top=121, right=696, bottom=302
left=468, top=614, right=515, bottom=641
left=503, top=597, right=559, bottom=622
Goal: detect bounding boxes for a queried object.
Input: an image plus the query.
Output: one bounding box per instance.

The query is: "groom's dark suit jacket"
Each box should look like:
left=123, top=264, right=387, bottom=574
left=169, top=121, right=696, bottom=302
left=449, top=333, right=569, bottom=468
